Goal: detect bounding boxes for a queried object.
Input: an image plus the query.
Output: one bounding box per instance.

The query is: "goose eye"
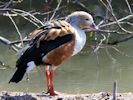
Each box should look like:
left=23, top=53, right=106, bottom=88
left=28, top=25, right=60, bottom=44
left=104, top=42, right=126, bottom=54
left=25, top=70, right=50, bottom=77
left=85, top=18, right=89, bottom=21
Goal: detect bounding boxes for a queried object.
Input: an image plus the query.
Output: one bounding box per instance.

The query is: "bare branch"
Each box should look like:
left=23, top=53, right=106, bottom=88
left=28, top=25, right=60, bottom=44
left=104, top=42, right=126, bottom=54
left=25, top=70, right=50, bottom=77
left=125, top=0, right=132, bottom=14
left=94, top=34, right=106, bottom=52
left=11, top=10, right=40, bottom=27
left=50, top=0, right=62, bottom=20
left=112, top=46, right=133, bottom=58
left=97, top=29, right=121, bottom=34
left=113, top=81, right=117, bottom=100
left=99, top=15, right=133, bottom=28
left=12, top=9, right=44, bottom=26
left=7, top=11, right=24, bottom=47
left=9, top=39, right=31, bottom=45
left=3, top=0, right=13, bottom=9
left=71, top=0, right=93, bottom=14
left=0, top=36, right=18, bottom=52
left=100, top=0, right=133, bottom=34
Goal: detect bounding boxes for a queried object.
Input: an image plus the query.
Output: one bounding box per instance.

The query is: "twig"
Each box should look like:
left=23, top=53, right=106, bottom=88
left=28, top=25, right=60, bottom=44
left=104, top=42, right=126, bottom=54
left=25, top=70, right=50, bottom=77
left=0, top=36, right=18, bottom=52
left=11, top=11, right=40, bottom=27
left=3, top=0, right=13, bottom=9
left=50, top=0, right=62, bottom=20
left=0, top=9, right=17, bottom=16
left=104, top=0, right=112, bottom=23
left=71, top=0, right=93, bottom=14
left=121, top=21, right=133, bottom=26
left=97, top=29, right=121, bottom=34
left=100, top=0, right=133, bottom=34
left=85, top=28, right=121, bottom=34
left=12, top=0, right=23, bottom=3
left=103, top=0, right=114, bottom=63
left=106, top=0, right=133, bottom=33
left=94, top=50, right=100, bottom=65
left=99, top=15, right=133, bottom=28
left=113, top=81, right=117, bottom=100
left=7, top=11, right=24, bottom=47
left=12, top=9, right=44, bottom=26
left=125, top=0, right=132, bottom=14
left=112, top=46, right=133, bottom=58
left=97, top=20, right=104, bottom=27
left=94, top=34, right=106, bottom=52
left=9, top=39, right=31, bottom=45
left=0, top=8, right=41, bottom=27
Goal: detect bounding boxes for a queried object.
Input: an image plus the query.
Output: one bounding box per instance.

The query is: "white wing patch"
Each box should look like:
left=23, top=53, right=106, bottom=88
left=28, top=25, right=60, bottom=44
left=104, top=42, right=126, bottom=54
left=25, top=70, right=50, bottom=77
left=26, top=61, right=36, bottom=72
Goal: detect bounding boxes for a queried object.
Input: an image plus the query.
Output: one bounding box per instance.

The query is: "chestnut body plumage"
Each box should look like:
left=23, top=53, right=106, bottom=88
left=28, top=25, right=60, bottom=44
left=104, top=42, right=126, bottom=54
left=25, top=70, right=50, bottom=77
left=9, top=11, right=98, bottom=96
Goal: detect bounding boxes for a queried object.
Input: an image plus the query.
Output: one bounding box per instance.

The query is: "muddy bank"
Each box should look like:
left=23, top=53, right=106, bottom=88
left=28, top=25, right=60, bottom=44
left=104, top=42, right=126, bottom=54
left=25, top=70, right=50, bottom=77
left=1, top=91, right=133, bottom=100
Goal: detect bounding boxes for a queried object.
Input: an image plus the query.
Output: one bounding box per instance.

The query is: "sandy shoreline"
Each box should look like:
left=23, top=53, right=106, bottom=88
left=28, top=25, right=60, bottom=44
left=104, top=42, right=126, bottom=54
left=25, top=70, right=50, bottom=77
left=1, top=91, right=133, bottom=100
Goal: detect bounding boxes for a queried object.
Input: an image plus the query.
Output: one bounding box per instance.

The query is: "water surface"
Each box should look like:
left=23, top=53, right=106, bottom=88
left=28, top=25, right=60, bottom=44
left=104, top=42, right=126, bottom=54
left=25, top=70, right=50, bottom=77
left=0, top=39, right=133, bottom=94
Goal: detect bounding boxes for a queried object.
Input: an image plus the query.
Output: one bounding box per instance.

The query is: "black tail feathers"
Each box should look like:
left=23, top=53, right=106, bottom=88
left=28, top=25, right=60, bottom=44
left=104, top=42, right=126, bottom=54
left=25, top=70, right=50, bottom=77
left=9, top=68, right=26, bottom=83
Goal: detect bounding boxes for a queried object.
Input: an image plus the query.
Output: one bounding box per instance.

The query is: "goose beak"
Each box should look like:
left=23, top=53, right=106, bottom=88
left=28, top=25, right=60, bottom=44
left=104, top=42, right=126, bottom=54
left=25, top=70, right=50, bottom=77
left=83, top=23, right=99, bottom=32
left=90, top=23, right=99, bottom=30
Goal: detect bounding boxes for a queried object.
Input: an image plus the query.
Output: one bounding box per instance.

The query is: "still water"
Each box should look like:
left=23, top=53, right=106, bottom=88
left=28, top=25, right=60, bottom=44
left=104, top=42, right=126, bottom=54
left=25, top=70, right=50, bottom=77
left=0, top=38, right=133, bottom=94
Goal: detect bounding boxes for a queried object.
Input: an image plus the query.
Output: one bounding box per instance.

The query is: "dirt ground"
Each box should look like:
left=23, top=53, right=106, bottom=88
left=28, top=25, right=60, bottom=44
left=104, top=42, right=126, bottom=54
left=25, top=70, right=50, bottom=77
left=1, top=91, right=133, bottom=100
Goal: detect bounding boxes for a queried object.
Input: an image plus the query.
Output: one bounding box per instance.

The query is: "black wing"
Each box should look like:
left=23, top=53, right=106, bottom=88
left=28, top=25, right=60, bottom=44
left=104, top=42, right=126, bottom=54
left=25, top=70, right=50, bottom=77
left=16, top=33, right=74, bottom=69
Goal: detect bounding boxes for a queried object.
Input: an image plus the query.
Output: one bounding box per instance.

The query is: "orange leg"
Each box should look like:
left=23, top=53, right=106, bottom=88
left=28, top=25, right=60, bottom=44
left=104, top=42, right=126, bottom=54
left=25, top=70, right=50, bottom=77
left=45, top=65, right=57, bottom=96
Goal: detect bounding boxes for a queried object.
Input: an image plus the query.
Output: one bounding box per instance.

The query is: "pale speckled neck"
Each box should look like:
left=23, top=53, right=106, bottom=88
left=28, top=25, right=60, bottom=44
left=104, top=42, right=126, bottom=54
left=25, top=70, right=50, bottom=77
left=72, top=26, right=86, bottom=56
left=66, top=16, right=80, bottom=27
